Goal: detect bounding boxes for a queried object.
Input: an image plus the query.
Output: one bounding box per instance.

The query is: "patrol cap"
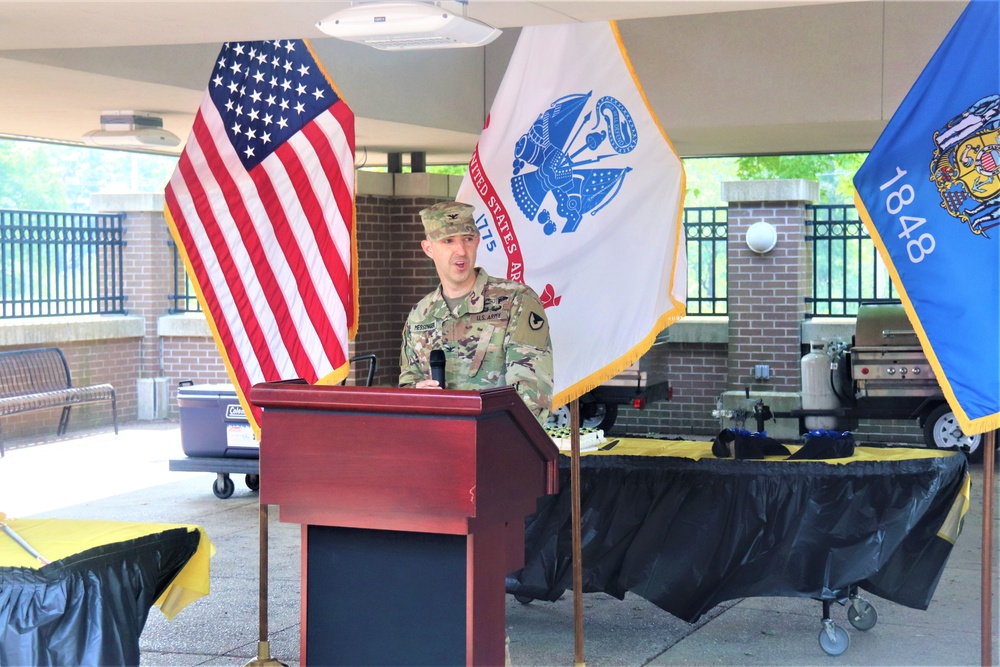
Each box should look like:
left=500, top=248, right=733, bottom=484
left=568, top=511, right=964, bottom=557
left=420, top=201, right=479, bottom=241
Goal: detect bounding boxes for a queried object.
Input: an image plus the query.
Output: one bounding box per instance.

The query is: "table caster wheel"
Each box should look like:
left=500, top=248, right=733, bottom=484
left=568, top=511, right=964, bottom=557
left=848, top=597, right=877, bottom=631
left=245, top=474, right=260, bottom=492
left=819, top=621, right=850, bottom=656
left=213, top=473, right=235, bottom=499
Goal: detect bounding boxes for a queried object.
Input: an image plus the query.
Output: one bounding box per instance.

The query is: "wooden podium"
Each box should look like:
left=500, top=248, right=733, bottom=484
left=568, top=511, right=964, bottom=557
left=249, top=383, right=559, bottom=666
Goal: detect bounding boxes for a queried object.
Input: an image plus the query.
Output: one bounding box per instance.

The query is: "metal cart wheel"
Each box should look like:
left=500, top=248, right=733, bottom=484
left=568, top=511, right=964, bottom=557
left=213, top=473, right=235, bottom=499
left=245, top=474, right=260, bottom=492
left=847, top=596, right=878, bottom=631
left=818, top=620, right=850, bottom=656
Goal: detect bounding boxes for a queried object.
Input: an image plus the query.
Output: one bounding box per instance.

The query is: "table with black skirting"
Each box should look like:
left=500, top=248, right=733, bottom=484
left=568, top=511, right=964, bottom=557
left=0, top=518, right=213, bottom=666
left=507, top=438, right=969, bottom=656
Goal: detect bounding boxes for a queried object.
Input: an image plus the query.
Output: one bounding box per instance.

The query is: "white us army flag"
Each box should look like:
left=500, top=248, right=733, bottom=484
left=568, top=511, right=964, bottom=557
left=457, top=21, right=687, bottom=408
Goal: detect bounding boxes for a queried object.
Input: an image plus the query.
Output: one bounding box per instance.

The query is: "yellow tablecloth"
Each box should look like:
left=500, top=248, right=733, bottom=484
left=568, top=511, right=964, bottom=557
left=0, top=516, right=214, bottom=620
left=581, top=437, right=959, bottom=463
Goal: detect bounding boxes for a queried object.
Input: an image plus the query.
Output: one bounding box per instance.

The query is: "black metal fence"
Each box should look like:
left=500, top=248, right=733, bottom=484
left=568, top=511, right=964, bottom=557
left=168, top=239, right=201, bottom=313
left=805, top=204, right=897, bottom=317
left=1, top=205, right=896, bottom=320
left=684, top=207, right=728, bottom=315
left=0, top=210, right=126, bottom=317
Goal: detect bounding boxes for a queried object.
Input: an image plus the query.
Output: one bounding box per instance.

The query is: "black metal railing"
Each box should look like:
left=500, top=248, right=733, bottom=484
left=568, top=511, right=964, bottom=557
left=805, top=204, right=898, bottom=317
left=1, top=204, right=897, bottom=322
left=0, top=210, right=127, bottom=317
left=168, top=239, right=202, bottom=313
left=684, top=207, right=728, bottom=315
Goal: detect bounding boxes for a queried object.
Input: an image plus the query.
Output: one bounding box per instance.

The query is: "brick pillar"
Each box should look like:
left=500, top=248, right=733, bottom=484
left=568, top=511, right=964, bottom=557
left=91, top=193, right=173, bottom=417
left=719, top=179, right=819, bottom=438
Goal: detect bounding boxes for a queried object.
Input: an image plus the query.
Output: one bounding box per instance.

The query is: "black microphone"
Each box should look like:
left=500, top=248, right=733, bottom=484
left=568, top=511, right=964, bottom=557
left=429, top=349, right=446, bottom=388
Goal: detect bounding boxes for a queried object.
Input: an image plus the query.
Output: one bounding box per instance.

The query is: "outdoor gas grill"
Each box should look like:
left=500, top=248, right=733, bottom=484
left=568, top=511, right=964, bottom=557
left=850, top=304, right=939, bottom=403
left=836, top=304, right=991, bottom=460
left=777, top=304, right=990, bottom=461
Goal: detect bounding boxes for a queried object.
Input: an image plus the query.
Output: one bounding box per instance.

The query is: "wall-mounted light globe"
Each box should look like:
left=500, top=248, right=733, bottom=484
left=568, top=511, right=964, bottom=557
left=745, top=221, right=778, bottom=254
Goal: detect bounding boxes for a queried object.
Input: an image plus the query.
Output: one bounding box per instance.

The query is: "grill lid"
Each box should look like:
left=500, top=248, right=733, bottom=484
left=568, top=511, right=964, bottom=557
left=853, top=304, right=920, bottom=349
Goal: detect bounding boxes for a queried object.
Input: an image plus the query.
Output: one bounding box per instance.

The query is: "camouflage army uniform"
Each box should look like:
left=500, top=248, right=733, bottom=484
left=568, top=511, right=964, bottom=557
left=399, top=267, right=553, bottom=423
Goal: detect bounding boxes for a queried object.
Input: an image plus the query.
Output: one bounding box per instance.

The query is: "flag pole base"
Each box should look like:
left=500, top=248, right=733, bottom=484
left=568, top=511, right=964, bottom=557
left=243, top=641, right=287, bottom=667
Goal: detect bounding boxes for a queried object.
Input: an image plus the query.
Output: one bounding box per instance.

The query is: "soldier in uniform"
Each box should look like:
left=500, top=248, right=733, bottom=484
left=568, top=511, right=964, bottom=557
left=400, top=201, right=553, bottom=424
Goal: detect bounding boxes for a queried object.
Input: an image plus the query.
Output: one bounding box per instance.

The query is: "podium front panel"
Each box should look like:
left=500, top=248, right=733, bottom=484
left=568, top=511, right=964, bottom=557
left=305, top=526, right=466, bottom=666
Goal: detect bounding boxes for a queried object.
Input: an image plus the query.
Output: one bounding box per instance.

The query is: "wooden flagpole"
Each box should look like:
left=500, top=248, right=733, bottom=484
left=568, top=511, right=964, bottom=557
left=571, top=399, right=585, bottom=666
left=981, top=431, right=995, bottom=667
left=245, top=503, right=286, bottom=667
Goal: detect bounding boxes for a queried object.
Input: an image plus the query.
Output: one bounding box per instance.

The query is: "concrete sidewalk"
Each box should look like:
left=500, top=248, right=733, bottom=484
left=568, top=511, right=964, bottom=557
left=0, top=422, right=996, bottom=666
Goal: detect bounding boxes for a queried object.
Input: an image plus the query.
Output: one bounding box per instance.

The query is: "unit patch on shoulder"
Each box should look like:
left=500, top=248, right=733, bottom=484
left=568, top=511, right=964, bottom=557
left=512, top=305, right=549, bottom=348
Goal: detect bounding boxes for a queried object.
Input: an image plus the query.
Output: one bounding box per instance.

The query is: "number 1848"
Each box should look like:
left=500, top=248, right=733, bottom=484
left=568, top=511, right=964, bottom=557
left=879, top=166, right=935, bottom=263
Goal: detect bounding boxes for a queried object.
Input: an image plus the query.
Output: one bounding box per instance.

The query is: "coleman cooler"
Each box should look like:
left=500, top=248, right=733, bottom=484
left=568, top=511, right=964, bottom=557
left=177, top=383, right=257, bottom=459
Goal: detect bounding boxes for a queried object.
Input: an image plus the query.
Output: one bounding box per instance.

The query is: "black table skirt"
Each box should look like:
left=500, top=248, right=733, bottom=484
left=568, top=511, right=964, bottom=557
left=0, top=528, right=201, bottom=666
left=507, top=449, right=969, bottom=622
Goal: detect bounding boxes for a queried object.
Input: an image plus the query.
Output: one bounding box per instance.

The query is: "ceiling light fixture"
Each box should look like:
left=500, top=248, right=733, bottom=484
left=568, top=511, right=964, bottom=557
left=316, top=1, right=501, bottom=51
left=82, top=111, right=181, bottom=148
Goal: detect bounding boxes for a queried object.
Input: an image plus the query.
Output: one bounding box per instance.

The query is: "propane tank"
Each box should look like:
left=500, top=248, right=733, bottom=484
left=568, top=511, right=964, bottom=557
left=801, top=341, right=840, bottom=430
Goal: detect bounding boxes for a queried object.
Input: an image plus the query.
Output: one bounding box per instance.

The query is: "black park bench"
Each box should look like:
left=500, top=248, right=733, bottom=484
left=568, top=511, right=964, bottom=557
left=0, top=347, right=118, bottom=457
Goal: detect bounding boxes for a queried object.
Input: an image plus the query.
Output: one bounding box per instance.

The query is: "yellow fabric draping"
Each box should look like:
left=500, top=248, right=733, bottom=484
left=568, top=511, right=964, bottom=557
left=583, top=437, right=960, bottom=463
left=0, top=517, right=214, bottom=620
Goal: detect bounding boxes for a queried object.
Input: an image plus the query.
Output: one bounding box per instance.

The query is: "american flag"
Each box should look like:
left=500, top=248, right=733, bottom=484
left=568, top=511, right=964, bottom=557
left=165, top=39, right=356, bottom=432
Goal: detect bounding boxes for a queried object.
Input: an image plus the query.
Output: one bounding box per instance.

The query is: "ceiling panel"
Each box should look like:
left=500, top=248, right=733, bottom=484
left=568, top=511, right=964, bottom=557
left=0, top=1, right=966, bottom=163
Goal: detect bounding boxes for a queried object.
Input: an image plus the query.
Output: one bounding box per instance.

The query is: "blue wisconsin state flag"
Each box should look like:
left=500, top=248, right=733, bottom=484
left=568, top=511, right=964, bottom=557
left=854, top=0, right=1000, bottom=434
left=457, top=22, right=686, bottom=407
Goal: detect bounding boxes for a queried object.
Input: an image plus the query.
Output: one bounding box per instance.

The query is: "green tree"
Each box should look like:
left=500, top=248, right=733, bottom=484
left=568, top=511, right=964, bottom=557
left=682, top=157, right=740, bottom=207
left=735, top=153, right=866, bottom=203
left=0, top=139, right=178, bottom=212
left=427, top=164, right=468, bottom=176
left=56, top=147, right=176, bottom=210
left=0, top=141, right=70, bottom=210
